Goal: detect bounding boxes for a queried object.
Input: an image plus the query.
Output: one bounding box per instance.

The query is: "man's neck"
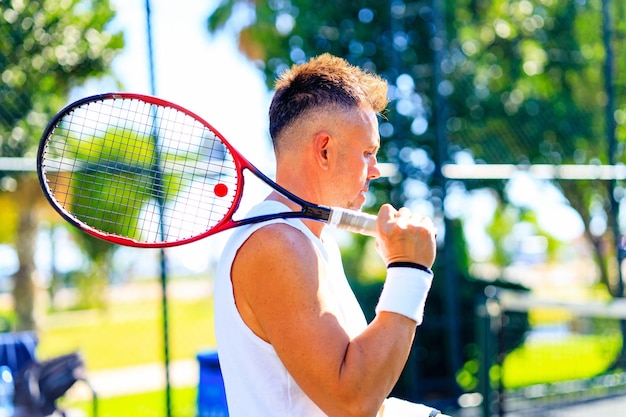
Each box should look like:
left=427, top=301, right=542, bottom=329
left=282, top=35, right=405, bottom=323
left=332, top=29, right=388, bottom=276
left=266, top=192, right=326, bottom=238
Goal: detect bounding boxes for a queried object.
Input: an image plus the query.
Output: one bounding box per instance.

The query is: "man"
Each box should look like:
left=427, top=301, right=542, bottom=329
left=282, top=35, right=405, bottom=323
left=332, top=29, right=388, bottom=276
left=214, top=53, right=442, bottom=417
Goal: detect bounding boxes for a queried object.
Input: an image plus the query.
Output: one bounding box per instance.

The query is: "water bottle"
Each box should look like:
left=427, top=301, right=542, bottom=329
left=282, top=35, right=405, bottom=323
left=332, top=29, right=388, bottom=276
left=0, top=366, right=14, bottom=417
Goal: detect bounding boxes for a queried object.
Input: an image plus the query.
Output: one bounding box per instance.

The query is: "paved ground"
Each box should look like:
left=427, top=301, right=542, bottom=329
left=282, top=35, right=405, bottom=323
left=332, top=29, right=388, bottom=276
left=448, top=394, right=626, bottom=416
left=67, top=358, right=200, bottom=401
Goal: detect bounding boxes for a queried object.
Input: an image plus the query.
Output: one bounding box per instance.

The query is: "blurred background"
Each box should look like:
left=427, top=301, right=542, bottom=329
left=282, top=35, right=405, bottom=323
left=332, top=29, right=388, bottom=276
left=2, top=0, right=626, bottom=416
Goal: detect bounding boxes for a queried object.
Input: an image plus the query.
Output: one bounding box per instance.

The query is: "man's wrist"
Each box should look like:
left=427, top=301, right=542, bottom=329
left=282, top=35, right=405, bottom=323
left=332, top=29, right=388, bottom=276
left=386, top=261, right=433, bottom=275
left=376, top=267, right=434, bottom=325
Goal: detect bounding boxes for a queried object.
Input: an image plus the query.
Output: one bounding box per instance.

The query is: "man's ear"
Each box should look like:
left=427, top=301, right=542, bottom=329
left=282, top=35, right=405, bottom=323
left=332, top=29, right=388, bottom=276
left=313, top=132, right=331, bottom=170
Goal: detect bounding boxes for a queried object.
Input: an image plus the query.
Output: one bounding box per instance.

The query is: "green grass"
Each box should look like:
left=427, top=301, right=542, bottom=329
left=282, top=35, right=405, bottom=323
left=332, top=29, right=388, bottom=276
left=456, top=310, right=624, bottom=392
left=37, top=290, right=216, bottom=369
left=502, top=332, right=623, bottom=388
left=60, top=386, right=198, bottom=417
left=500, top=310, right=624, bottom=388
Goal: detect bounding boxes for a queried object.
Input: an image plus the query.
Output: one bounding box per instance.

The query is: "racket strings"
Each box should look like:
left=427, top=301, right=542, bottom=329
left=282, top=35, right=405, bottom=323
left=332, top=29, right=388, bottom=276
left=41, top=97, right=239, bottom=244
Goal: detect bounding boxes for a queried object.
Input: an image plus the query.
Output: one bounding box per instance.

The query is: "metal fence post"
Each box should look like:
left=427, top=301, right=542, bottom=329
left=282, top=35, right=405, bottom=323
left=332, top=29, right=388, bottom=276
left=476, top=290, right=502, bottom=417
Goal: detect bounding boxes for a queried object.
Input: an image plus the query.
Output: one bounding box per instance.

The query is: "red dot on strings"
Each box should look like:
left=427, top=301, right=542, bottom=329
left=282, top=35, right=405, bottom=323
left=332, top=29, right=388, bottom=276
left=214, top=183, right=228, bottom=197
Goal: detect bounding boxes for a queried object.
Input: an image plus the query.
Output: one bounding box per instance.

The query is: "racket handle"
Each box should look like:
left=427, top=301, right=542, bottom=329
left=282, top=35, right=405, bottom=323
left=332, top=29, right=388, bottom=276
left=328, top=207, right=377, bottom=236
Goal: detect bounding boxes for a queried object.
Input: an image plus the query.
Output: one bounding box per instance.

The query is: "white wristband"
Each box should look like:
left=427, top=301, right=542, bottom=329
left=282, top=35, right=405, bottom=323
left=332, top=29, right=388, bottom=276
left=375, top=267, right=433, bottom=325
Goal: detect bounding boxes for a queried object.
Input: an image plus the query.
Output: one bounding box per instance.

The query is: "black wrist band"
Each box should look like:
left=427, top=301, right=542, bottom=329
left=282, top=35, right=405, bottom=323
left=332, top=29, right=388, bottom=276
left=387, top=261, right=433, bottom=274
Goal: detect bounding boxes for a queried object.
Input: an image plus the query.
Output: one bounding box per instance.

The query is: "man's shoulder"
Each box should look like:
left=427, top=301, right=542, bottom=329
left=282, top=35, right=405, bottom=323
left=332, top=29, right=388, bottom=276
left=243, top=222, right=316, bottom=255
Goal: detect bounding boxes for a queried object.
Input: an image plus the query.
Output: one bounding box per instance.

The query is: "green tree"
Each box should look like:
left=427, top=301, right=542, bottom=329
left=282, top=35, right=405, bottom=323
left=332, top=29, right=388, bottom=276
left=446, top=0, right=626, bottom=294
left=0, top=0, right=123, bottom=329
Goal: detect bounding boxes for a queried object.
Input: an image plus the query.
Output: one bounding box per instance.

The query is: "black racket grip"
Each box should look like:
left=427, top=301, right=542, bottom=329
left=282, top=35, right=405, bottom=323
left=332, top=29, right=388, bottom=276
left=327, top=207, right=377, bottom=236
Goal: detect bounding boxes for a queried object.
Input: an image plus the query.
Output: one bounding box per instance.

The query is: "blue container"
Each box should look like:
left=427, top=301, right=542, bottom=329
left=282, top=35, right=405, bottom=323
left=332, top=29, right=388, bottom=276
left=197, top=351, right=229, bottom=417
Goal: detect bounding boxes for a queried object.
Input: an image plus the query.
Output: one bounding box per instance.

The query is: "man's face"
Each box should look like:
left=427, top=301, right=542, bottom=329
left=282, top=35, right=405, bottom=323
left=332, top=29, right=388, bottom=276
left=329, top=107, right=381, bottom=210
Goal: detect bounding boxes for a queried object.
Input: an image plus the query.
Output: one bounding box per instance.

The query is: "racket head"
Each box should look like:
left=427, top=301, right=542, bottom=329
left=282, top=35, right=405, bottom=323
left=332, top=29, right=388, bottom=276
left=37, top=93, right=246, bottom=247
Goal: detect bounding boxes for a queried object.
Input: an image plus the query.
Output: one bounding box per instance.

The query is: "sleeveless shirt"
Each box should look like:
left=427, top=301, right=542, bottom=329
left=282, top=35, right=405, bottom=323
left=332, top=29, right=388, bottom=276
left=214, top=201, right=368, bottom=417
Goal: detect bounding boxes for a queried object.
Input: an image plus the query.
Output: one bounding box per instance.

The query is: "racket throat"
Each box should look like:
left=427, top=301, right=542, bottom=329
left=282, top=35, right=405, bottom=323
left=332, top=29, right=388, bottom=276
left=301, top=205, right=331, bottom=221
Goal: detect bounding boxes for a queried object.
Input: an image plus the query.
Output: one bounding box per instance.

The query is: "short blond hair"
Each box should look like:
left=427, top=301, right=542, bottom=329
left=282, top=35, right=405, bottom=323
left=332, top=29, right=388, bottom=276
left=269, top=54, right=388, bottom=147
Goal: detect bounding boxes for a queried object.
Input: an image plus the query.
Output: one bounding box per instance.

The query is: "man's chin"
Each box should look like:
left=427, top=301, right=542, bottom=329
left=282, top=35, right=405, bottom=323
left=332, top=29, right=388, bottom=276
left=348, top=195, right=367, bottom=211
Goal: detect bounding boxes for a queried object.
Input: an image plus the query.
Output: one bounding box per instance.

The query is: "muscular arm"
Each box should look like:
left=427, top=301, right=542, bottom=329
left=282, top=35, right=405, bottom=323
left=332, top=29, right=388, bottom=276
left=232, top=205, right=435, bottom=417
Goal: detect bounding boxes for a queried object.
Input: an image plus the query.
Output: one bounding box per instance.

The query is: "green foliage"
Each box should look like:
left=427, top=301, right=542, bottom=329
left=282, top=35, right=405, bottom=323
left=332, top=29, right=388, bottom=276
left=0, top=0, right=124, bottom=161
left=447, top=0, right=604, bottom=165
left=0, top=0, right=124, bottom=251
left=0, top=0, right=124, bottom=329
left=66, top=127, right=160, bottom=241
left=72, top=268, right=109, bottom=310
left=446, top=0, right=626, bottom=293
left=0, top=193, right=18, bottom=243
left=46, top=120, right=193, bottom=247
left=0, top=308, right=15, bottom=333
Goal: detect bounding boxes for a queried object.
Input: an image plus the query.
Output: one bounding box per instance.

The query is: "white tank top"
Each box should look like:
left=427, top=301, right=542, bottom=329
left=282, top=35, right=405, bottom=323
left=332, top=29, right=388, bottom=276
left=214, top=201, right=368, bottom=417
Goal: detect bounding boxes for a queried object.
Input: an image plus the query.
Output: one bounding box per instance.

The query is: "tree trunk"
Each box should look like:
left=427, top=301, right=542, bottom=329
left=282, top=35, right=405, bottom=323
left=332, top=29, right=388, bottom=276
left=559, top=180, right=615, bottom=294
left=12, top=176, right=42, bottom=331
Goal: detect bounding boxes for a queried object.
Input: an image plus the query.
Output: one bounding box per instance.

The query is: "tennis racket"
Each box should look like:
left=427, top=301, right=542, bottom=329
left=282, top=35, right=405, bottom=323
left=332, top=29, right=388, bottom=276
left=37, top=93, right=377, bottom=248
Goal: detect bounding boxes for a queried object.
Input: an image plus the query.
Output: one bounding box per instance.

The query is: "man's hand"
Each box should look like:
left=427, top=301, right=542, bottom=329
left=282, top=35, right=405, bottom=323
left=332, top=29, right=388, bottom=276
left=375, top=204, right=437, bottom=268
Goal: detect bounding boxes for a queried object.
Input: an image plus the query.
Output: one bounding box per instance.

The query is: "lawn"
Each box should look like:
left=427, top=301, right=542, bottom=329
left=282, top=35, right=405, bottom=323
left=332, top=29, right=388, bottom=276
left=33, top=279, right=217, bottom=417
left=37, top=282, right=217, bottom=369
left=60, top=386, right=198, bottom=417
left=502, top=332, right=623, bottom=388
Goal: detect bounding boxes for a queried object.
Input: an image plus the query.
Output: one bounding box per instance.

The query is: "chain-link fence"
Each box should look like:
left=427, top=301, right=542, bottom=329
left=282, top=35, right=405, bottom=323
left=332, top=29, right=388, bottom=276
left=3, top=1, right=626, bottom=417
